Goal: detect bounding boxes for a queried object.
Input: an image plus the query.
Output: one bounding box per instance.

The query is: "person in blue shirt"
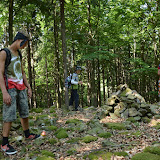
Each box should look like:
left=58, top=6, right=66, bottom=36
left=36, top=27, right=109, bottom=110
left=69, top=66, right=83, bottom=111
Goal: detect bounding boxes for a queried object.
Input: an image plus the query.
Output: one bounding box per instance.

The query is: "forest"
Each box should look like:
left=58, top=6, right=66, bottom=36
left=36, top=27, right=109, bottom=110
left=0, top=0, right=160, bottom=109
left=1, top=0, right=160, bottom=160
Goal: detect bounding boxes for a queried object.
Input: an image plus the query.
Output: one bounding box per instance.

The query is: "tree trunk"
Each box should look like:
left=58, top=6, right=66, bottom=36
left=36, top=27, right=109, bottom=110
left=27, top=29, right=33, bottom=108
left=60, top=0, right=69, bottom=108
left=45, top=54, right=50, bottom=108
left=9, top=0, right=13, bottom=45
left=54, top=2, right=61, bottom=108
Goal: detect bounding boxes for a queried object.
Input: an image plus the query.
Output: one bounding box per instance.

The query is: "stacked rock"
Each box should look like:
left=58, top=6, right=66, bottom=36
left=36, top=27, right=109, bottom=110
left=101, top=84, right=159, bottom=121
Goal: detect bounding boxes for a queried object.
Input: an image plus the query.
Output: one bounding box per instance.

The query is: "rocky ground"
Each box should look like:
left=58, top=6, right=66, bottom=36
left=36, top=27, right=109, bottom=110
left=0, top=106, right=160, bottom=160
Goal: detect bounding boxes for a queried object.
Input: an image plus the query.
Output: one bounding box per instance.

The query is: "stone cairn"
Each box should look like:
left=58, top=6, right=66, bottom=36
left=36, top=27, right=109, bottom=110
left=99, top=84, right=159, bottom=121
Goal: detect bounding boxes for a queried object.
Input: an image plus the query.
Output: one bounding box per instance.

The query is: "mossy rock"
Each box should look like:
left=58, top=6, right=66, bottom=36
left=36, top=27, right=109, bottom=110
left=49, top=138, right=57, bottom=145
left=154, top=124, right=160, bottom=129
left=47, top=126, right=57, bottom=131
left=131, top=152, right=160, bottom=160
left=98, top=132, right=112, bottom=138
left=41, top=150, right=55, bottom=157
left=54, top=128, right=65, bottom=135
left=82, top=136, right=98, bottom=143
left=50, top=108, right=56, bottom=113
left=37, top=114, right=48, bottom=119
left=120, top=131, right=129, bottom=135
left=66, top=148, right=77, bottom=155
left=55, top=129, right=68, bottom=139
left=36, top=156, right=55, bottom=160
left=131, top=131, right=141, bottom=137
left=66, top=119, right=82, bottom=124
left=66, top=137, right=82, bottom=143
left=141, top=117, right=151, bottom=123
left=29, top=120, right=35, bottom=126
left=32, top=108, right=43, bottom=113
left=154, top=115, right=160, bottom=119
left=83, top=150, right=112, bottom=160
left=43, top=119, right=51, bottom=125
left=120, top=88, right=132, bottom=97
left=0, top=152, right=4, bottom=159
left=144, top=146, right=160, bottom=155
left=126, top=117, right=137, bottom=123
left=87, top=127, right=104, bottom=135
left=114, top=151, right=128, bottom=157
left=104, top=122, right=126, bottom=130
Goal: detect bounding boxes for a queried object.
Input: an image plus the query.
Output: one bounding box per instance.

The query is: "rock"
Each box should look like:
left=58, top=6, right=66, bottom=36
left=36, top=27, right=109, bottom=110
left=121, top=109, right=129, bottom=118
left=133, top=116, right=141, bottom=121
left=129, top=108, right=141, bottom=117
left=107, top=95, right=120, bottom=106
left=102, top=140, right=117, bottom=147
left=109, top=113, right=119, bottom=119
left=95, top=84, right=159, bottom=121
left=150, top=105, right=159, bottom=115
left=139, top=108, right=148, bottom=116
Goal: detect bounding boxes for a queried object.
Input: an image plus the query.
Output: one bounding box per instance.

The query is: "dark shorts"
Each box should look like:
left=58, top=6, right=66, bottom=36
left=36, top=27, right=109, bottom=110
left=3, top=88, right=29, bottom=122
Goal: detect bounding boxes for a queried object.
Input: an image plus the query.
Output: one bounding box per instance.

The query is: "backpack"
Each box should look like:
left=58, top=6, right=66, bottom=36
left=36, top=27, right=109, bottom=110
left=0, top=48, right=22, bottom=89
left=65, top=74, right=72, bottom=89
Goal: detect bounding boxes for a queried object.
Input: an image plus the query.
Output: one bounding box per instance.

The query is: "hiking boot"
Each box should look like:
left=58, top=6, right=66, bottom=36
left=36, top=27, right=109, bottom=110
left=26, top=133, right=40, bottom=140
left=1, top=144, right=17, bottom=155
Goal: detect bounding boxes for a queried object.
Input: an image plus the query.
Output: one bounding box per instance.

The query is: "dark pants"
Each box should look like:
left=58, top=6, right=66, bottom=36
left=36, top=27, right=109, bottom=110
left=69, top=89, right=79, bottom=110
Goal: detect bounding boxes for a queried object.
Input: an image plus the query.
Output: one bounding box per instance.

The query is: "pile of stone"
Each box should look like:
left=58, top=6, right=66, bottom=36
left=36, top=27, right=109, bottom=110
left=99, top=84, right=159, bottom=121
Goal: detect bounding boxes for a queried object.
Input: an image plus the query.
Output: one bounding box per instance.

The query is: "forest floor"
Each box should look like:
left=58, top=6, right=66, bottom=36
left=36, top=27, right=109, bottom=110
left=0, top=106, right=160, bottom=160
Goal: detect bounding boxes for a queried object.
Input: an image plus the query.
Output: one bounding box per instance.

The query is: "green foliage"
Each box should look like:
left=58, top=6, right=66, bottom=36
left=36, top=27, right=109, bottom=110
left=82, top=136, right=98, bottom=143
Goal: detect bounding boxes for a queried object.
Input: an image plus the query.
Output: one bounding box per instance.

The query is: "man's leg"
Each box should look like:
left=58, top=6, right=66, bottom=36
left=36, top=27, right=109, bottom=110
left=2, top=122, right=12, bottom=145
left=18, top=89, right=39, bottom=139
left=75, top=90, right=79, bottom=111
left=69, top=90, right=74, bottom=107
left=1, top=89, right=17, bottom=154
left=20, top=117, right=29, bottom=131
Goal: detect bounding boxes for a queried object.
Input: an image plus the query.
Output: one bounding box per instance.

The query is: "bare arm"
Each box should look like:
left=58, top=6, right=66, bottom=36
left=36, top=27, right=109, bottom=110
left=22, top=66, right=32, bottom=98
left=0, top=50, right=11, bottom=105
